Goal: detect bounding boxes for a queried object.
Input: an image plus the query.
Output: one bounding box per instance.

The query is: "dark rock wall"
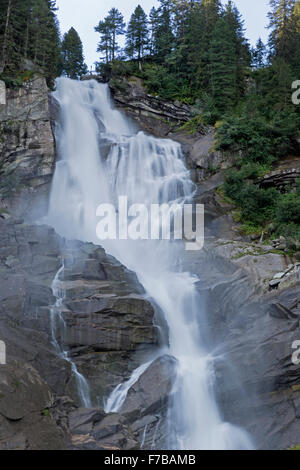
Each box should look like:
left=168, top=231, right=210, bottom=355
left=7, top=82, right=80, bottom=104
left=0, top=218, right=159, bottom=449
left=0, top=75, right=56, bottom=220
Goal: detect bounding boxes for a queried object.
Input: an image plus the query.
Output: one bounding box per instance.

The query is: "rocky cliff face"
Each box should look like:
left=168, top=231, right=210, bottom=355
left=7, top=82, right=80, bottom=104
left=0, top=75, right=56, bottom=220
left=0, top=217, right=162, bottom=449
left=109, top=76, right=191, bottom=137
left=182, top=243, right=300, bottom=450
left=0, top=75, right=300, bottom=450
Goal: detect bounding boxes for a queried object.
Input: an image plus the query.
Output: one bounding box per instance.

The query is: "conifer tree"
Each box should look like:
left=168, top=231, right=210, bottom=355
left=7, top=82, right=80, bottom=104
left=252, top=38, right=267, bottom=69
left=62, top=27, right=88, bottom=79
left=290, top=0, right=300, bottom=76
left=153, top=0, right=174, bottom=63
left=125, top=5, right=149, bottom=68
left=95, top=8, right=125, bottom=63
left=149, top=7, right=160, bottom=55
left=188, top=0, right=222, bottom=90
left=0, top=0, right=61, bottom=85
left=210, top=16, right=237, bottom=114
left=268, top=0, right=296, bottom=61
left=223, top=1, right=250, bottom=101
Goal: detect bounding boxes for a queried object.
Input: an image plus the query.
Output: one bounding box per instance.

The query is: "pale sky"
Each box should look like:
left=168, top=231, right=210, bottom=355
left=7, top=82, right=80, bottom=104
left=56, top=0, right=270, bottom=69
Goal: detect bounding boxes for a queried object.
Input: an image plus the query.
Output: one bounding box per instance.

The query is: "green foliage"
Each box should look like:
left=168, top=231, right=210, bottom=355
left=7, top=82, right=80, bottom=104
left=268, top=0, right=297, bottom=62
left=209, top=17, right=237, bottom=114
left=95, top=60, right=138, bottom=82
left=95, top=8, right=126, bottom=63
left=215, top=111, right=300, bottom=165
left=0, top=0, right=61, bottom=86
left=223, top=168, right=300, bottom=239
left=62, top=28, right=88, bottom=79
left=151, top=0, right=174, bottom=63
left=224, top=168, right=279, bottom=226
left=251, top=37, right=267, bottom=68
left=289, top=444, right=300, bottom=451
left=239, top=222, right=262, bottom=236
left=142, top=63, right=182, bottom=100
left=178, top=115, right=206, bottom=135
left=126, top=5, right=149, bottom=65
left=276, top=181, right=300, bottom=225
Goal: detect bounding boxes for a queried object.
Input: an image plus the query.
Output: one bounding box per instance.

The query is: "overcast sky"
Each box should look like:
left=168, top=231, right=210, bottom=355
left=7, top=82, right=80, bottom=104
left=56, top=0, right=270, bottom=69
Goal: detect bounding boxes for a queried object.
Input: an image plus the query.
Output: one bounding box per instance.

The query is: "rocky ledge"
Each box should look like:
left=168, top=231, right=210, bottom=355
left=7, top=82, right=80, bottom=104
left=109, top=76, right=192, bottom=138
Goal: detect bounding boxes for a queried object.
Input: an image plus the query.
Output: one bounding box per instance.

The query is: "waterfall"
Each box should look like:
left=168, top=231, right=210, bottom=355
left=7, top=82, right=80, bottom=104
left=45, top=77, right=253, bottom=450
left=50, top=262, right=92, bottom=408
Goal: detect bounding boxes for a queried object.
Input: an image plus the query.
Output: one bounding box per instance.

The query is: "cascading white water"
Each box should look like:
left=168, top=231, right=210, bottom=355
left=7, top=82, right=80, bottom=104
left=45, top=77, right=253, bottom=450
left=50, top=262, right=92, bottom=408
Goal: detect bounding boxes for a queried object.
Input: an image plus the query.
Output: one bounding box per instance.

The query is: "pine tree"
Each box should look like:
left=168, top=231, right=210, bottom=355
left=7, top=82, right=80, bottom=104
left=125, top=5, right=149, bottom=69
left=172, top=0, right=196, bottom=41
left=188, top=0, right=222, bottom=91
left=62, top=27, right=88, bottom=79
left=95, top=18, right=111, bottom=64
left=290, top=0, right=300, bottom=76
left=95, top=8, right=125, bottom=63
left=0, top=0, right=12, bottom=74
left=210, top=16, right=237, bottom=114
left=223, top=1, right=250, bottom=101
left=268, top=0, right=296, bottom=61
left=0, top=0, right=61, bottom=85
left=153, top=0, right=174, bottom=63
left=149, top=7, right=160, bottom=55
left=252, top=38, right=267, bottom=69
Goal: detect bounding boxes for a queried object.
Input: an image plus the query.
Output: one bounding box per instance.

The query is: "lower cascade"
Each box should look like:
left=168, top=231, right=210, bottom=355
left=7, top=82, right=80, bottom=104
left=50, top=262, right=92, bottom=408
left=45, top=77, right=253, bottom=450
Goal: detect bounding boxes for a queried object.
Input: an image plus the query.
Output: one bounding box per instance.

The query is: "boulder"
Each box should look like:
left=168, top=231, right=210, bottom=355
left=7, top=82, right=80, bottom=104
left=118, top=355, right=178, bottom=449
left=68, top=409, right=139, bottom=450
left=0, top=361, right=65, bottom=450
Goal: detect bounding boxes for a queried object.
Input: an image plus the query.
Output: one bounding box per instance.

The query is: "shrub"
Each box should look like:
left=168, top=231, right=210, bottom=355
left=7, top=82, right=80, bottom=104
left=215, top=112, right=300, bottom=166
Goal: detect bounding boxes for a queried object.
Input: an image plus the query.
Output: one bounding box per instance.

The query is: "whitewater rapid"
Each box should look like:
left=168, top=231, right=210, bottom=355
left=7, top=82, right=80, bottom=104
left=44, top=77, right=253, bottom=450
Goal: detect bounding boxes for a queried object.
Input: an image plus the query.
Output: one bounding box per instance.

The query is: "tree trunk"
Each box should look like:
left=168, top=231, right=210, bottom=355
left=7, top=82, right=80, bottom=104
left=24, top=18, right=29, bottom=59
left=138, top=47, right=142, bottom=71
left=0, top=0, right=13, bottom=75
left=112, top=31, right=115, bottom=61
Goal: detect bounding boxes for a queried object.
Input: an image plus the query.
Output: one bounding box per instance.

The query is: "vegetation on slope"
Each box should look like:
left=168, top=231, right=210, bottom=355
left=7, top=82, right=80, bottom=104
left=93, top=0, right=300, bottom=243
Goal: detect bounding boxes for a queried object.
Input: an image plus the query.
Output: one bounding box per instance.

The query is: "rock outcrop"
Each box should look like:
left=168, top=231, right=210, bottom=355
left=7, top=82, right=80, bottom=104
left=183, top=241, right=300, bottom=450
left=109, top=76, right=191, bottom=138
left=0, top=75, right=55, bottom=220
left=258, top=167, right=300, bottom=191
left=107, top=76, right=230, bottom=183
left=0, top=217, right=159, bottom=449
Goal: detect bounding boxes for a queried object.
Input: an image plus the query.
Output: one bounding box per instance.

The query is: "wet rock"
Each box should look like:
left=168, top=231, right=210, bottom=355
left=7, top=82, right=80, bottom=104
left=118, top=355, right=178, bottom=449
left=0, top=218, right=159, bottom=448
left=68, top=409, right=139, bottom=450
left=185, top=128, right=233, bottom=181
left=0, top=74, right=55, bottom=219
left=0, top=361, right=65, bottom=450
left=108, top=76, right=191, bottom=138
left=185, top=243, right=300, bottom=450
left=69, top=408, right=105, bottom=434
